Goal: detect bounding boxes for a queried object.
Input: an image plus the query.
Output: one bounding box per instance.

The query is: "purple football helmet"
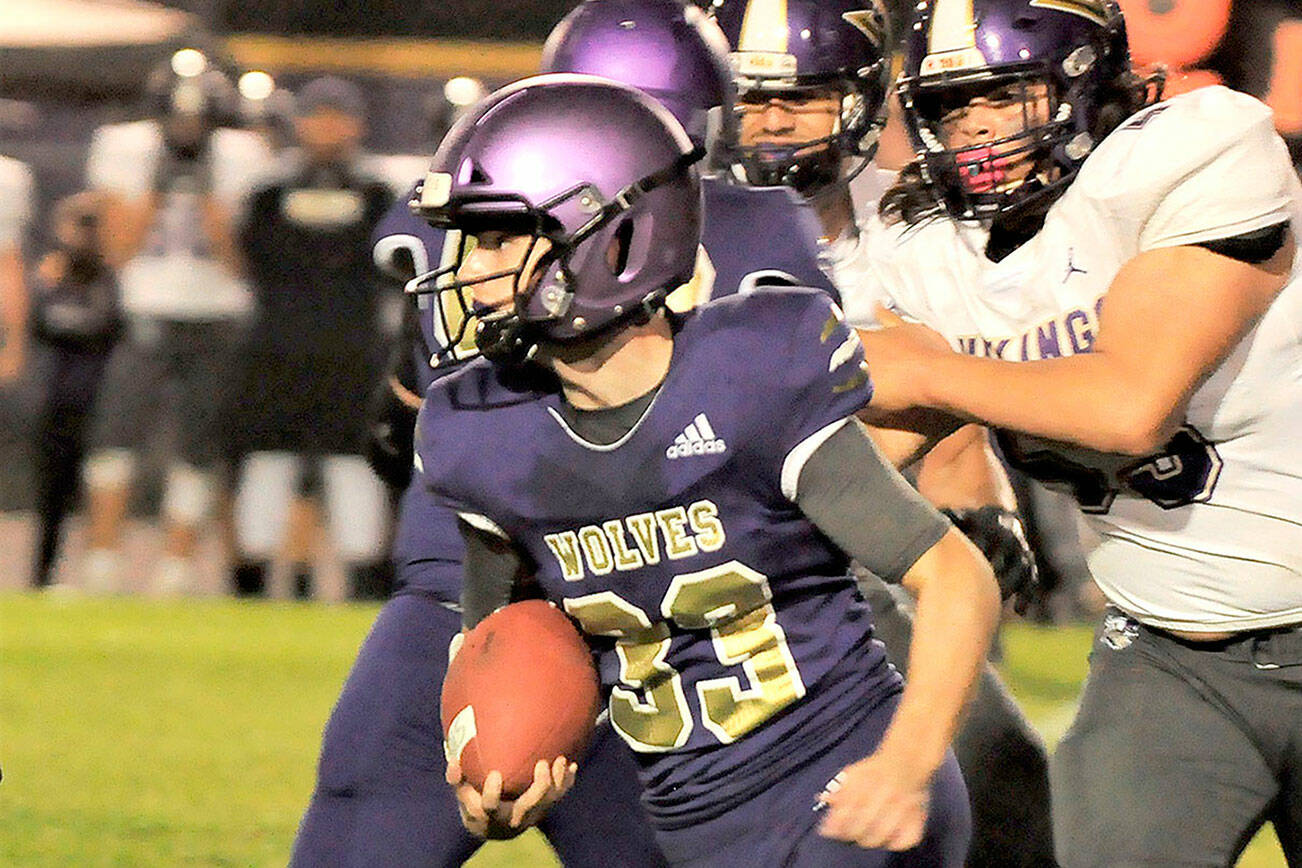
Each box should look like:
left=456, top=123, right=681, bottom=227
left=409, top=74, right=704, bottom=366
left=711, top=0, right=890, bottom=193
left=898, top=0, right=1130, bottom=221
left=540, top=0, right=735, bottom=150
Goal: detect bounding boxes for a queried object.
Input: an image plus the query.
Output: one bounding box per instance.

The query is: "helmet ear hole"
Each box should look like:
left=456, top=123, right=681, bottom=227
left=458, top=157, right=493, bottom=186
left=607, top=218, right=635, bottom=276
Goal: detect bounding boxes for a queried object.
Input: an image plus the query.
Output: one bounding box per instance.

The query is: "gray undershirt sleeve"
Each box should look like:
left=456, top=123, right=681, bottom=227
left=795, top=418, right=952, bottom=583
left=457, top=518, right=533, bottom=629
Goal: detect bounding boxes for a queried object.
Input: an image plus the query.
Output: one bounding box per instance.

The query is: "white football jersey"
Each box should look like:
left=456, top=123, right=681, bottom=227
left=0, top=155, right=34, bottom=248
left=86, top=120, right=273, bottom=320
left=846, top=87, right=1302, bottom=632
left=822, top=163, right=898, bottom=321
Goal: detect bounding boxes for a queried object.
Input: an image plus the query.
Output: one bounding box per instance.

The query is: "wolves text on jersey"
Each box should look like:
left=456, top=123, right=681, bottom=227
left=545, top=500, right=726, bottom=581
left=953, top=296, right=1104, bottom=361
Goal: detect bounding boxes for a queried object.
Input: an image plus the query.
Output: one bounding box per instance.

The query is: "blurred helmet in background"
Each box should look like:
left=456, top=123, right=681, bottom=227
left=145, top=48, right=237, bottom=154
left=539, top=0, right=735, bottom=152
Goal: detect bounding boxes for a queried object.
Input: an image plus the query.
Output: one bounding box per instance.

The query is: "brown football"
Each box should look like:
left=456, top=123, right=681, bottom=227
left=441, top=600, right=601, bottom=798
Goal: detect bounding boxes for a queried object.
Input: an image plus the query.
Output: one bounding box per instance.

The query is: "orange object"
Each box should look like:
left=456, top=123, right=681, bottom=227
left=1118, top=0, right=1231, bottom=68
left=1266, top=19, right=1302, bottom=136
left=442, top=600, right=600, bottom=798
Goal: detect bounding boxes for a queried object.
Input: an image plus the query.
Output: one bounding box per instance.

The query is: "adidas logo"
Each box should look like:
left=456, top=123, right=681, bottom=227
left=666, top=413, right=726, bottom=459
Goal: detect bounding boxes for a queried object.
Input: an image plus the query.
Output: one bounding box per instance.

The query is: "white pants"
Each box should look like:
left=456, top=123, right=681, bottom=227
left=234, top=452, right=388, bottom=564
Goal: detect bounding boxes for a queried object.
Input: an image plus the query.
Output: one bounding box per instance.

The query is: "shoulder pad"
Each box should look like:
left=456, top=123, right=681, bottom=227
left=1079, top=87, right=1294, bottom=251
left=1077, top=87, right=1278, bottom=207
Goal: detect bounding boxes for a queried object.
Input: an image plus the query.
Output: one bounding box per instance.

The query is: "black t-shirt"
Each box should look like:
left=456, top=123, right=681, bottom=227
left=239, top=161, right=394, bottom=358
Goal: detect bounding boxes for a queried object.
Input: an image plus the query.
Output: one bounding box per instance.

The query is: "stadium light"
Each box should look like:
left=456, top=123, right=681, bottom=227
left=238, top=70, right=276, bottom=102
left=444, top=76, right=485, bottom=108
left=171, top=48, right=208, bottom=79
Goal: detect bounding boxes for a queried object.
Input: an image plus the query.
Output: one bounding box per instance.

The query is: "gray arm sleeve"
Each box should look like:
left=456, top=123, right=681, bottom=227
left=795, top=418, right=952, bottom=583
left=456, top=518, right=534, bottom=629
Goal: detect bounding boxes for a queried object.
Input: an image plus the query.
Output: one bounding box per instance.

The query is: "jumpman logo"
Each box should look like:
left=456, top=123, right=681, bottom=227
left=1064, top=248, right=1088, bottom=283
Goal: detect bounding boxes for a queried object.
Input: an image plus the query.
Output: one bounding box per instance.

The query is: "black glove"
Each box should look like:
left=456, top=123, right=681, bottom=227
left=941, top=506, right=1040, bottom=614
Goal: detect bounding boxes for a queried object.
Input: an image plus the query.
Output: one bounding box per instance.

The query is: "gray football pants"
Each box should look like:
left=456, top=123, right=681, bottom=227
left=859, top=573, right=1057, bottom=867
left=1052, top=608, right=1302, bottom=867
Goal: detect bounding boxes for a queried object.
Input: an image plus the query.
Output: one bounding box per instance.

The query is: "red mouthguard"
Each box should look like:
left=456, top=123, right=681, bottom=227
left=956, top=146, right=1015, bottom=194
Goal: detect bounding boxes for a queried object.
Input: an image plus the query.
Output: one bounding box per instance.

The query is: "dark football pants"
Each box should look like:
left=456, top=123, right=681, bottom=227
left=29, top=343, right=114, bottom=585
left=1051, top=609, right=1302, bottom=867
left=290, top=591, right=669, bottom=868
left=858, top=574, right=1057, bottom=867
left=652, top=690, right=971, bottom=867
left=91, top=318, right=241, bottom=468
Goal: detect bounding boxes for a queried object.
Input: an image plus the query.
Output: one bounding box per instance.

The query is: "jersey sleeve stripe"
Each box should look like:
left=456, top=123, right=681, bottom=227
left=780, top=417, right=852, bottom=502
left=457, top=511, right=509, bottom=538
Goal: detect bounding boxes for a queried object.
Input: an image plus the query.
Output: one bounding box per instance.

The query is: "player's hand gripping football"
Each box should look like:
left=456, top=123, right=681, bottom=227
left=857, top=305, right=955, bottom=414
left=817, top=743, right=934, bottom=851
left=447, top=756, right=578, bottom=839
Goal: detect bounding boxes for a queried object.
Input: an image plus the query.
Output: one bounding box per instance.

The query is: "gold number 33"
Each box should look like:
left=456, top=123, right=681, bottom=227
left=564, top=560, right=806, bottom=751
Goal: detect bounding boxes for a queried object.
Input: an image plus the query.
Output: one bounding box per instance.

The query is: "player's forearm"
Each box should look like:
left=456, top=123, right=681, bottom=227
left=913, top=350, right=1182, bottom=456
left=912, top=424, right=1014, bottom=511
left=919, top=242, right=1290, bottom=456
left=885, top=530, right=1000, bottom=774
left=102, top=194, right=153, bottom=267
left=1, top=248, right=27, bottom=351
left=202, top=198, right=245, bottom=276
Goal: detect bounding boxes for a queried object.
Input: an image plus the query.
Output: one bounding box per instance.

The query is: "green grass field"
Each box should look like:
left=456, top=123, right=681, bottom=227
left=0, top=594, right=1285, bottom=866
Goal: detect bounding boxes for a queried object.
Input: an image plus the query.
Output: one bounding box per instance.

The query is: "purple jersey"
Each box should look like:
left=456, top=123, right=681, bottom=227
left=700, top=177, right=839, bottom=301
left=375, top=178, right=839, bottom=607
left=415, top=287, right=899, bottom=828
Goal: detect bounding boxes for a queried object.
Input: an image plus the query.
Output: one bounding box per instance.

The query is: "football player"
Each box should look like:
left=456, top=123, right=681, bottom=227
left=851, top=0, right=1302, bottom=863
left=80, top=49, right=273, bottom=594
left=28, top=193, right=123, bottom=589
left=228, top=77, right=395, bottom=601
left=291, top=203, right=671, bottom=867
left=711, top=1, right=1056, bottom=861
left=417, top=72, right=998, bottom=866
left=296, top=6, right=824, bottom=862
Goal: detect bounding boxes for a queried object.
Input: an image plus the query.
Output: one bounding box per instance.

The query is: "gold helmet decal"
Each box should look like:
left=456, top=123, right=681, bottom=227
left=733, top=0, right=798, bottom=80
left=919, top=0, right=987, bottom=75
left=1029, top=0, right=1109, bottom=27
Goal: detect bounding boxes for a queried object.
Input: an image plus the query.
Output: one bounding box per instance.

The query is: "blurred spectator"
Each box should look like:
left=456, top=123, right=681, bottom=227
left=0, top=155, right=34, bottom=385
left=229, top=76, right=395, bottom=601
left=28, top=192, right=122, bottom=587
left=80, top=49, right=273, bottom=594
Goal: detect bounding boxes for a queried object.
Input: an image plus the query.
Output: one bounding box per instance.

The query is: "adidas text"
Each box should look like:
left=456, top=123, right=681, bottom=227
left=667, top=413, right=726, bottom=459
